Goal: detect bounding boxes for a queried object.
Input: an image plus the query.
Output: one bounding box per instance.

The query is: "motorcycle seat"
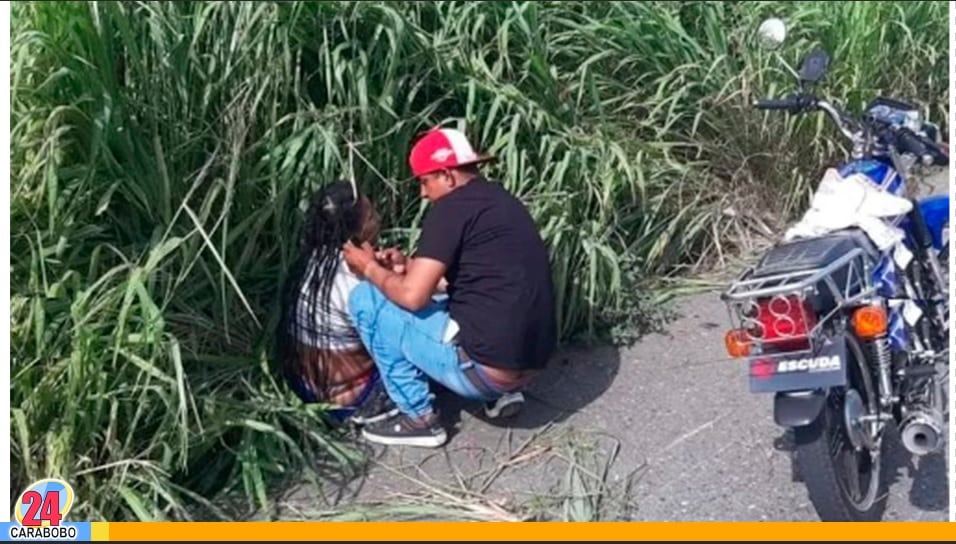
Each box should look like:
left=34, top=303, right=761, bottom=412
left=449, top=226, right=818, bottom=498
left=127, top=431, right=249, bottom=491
left=752, top=228, right=880, bottom=279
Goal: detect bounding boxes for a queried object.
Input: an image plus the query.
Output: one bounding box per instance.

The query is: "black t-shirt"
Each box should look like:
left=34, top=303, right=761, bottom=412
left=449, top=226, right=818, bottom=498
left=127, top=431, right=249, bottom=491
left=415, top=177, right=557, bottom=370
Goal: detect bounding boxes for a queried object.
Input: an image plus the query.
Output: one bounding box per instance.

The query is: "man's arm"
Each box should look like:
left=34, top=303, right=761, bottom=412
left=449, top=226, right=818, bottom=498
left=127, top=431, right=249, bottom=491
left=377, top=247, right=448, bottom=294
left=344, top=241, right=446, bottom=311
left=406, top=255, right=448, bottom=293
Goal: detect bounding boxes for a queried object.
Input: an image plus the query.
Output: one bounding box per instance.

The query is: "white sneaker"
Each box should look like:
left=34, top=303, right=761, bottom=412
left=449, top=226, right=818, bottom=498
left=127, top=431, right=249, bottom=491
left=484, top=391, right=525, bottom=419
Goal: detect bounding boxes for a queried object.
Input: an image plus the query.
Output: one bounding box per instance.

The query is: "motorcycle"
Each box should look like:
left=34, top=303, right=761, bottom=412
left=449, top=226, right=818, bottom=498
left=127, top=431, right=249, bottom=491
left=720, top=19, right=950, bottom=521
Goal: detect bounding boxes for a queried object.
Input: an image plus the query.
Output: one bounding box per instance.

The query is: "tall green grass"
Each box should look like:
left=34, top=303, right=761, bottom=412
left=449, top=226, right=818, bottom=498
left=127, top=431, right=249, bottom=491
left=11, top=1, right=948, bottom=520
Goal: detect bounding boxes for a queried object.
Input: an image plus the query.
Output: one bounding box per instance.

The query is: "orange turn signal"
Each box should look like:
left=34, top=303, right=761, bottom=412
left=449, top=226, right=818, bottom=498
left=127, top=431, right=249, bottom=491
left=724, top=329, right=751, bottom=358
left=851, top=305, right=888, bottom=339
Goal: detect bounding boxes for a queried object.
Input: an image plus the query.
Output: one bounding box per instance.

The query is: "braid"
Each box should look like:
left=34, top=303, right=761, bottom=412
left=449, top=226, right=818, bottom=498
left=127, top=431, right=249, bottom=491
left=276, top=180, right=363, bottom=401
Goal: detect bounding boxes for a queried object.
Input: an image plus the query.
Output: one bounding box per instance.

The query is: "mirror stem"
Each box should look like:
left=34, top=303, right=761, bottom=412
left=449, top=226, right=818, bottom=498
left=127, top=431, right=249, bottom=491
left=774, top=52, right=801, bottom=82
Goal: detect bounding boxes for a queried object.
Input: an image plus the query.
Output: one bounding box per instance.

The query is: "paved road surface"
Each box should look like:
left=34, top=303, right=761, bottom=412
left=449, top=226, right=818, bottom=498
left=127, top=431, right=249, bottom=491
left=278, top=169, right=949, bottom=522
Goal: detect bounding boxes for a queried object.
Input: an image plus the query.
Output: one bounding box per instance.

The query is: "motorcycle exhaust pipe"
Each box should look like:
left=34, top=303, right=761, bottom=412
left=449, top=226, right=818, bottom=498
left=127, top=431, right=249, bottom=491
left=899, top=410, right=943, bottom=455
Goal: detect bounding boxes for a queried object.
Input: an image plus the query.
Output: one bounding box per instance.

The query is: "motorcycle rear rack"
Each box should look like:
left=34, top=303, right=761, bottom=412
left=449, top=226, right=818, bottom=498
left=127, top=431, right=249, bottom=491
left=721, top=248, right=877, bottom=352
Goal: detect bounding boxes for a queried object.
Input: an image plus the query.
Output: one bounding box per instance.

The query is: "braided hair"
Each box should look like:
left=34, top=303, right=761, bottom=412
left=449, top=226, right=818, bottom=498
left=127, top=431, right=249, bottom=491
left=275, top=180, right=375, bottom=402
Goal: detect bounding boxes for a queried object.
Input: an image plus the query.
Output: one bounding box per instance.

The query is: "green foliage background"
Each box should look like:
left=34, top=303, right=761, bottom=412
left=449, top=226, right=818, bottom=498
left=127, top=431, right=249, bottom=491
left=10, top=0, right=948, bottom=520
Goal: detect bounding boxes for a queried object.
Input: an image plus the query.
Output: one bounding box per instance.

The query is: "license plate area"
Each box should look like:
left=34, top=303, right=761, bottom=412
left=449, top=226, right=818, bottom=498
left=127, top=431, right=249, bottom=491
left=748, top=333, right=848, bottom=393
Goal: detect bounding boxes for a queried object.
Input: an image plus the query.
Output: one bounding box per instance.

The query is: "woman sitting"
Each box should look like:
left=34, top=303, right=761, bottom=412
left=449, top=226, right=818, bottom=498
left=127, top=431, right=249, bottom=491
left=275, top=180, right=397, bottom=425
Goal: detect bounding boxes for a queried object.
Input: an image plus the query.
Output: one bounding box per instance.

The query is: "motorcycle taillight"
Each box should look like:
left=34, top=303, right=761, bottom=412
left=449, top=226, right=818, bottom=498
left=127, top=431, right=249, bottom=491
left=747, top=294, right=817, bottom=351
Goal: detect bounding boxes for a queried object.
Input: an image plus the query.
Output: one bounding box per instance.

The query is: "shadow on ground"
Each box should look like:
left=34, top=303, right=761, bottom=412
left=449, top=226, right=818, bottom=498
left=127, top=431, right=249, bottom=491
left=290, top=344, right=624, bottom=512
left=434, top=343, right=623, bottom=435
left=264, top=293, right=686, bottom=521
left=905, top=451, right=948, bottom=513
left=884, top=425, right=949, bottom=514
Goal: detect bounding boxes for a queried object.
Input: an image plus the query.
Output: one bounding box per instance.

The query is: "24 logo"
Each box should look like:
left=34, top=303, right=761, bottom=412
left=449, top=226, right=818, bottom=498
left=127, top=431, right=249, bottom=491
left=14, top=478, right=74, bottom=527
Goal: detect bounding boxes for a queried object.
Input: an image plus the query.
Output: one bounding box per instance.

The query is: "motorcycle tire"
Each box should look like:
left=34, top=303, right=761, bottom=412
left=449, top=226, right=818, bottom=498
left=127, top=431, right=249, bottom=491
left=791, top=334, right=890, bottom=521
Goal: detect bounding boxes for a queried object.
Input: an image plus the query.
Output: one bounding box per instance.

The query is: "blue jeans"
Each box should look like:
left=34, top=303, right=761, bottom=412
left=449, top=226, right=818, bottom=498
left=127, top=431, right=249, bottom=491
left=347, top=281, right=504, bottom=418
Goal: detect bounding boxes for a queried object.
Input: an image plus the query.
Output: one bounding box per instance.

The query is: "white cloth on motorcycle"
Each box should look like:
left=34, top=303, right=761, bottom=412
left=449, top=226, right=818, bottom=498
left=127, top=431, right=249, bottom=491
left=783, top=168, right=912, bottom=251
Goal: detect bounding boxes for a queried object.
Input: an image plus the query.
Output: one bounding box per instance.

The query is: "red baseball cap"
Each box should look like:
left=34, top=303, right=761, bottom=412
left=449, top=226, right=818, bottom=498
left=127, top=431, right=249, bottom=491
left=407, top=128, right=495, bottom=178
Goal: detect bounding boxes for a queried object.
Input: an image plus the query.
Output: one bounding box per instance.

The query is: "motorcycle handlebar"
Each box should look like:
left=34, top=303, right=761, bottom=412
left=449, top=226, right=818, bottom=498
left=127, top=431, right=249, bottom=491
left=884, top=126, right=948, bottom=166
left=753, top=95, right=854, bottom=135
left=753, top=98, right=801, bottom=111
left=914, top=132, right=949, bottom=166
left=815, top=99, right=859, bottom=141
left=895, top=128, right=927, bottom=157
left=753, top=94, right=948, bottom=165
left=753, top=94, right=945, bottom=163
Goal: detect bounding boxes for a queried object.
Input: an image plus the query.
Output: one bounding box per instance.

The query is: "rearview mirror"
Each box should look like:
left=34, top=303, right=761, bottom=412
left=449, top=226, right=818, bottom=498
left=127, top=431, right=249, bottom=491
left=756, top=18, right=787, bottom=50
left=799, top=48, right=830, bottom=85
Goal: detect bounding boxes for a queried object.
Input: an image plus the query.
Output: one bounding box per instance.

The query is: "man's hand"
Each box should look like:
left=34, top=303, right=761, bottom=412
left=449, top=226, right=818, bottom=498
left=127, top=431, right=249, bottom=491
left=376, top=247, right=407, bottom=274
left=343, top=241, right=446, bottom=310
left=342, top=240, right=377, bottom=277
left=374, top=246, right=450, bottom=294
left=346, top=245, right=446, bottom=312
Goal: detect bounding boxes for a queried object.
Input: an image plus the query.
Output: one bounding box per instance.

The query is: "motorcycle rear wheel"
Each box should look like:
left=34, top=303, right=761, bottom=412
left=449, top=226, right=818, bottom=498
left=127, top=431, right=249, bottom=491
left=792, top=334, right=890, bottom=521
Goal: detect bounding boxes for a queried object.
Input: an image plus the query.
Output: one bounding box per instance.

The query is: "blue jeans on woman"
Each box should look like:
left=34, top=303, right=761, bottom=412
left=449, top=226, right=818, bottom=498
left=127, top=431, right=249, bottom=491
left=347, top=281, right=503, bottom=419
